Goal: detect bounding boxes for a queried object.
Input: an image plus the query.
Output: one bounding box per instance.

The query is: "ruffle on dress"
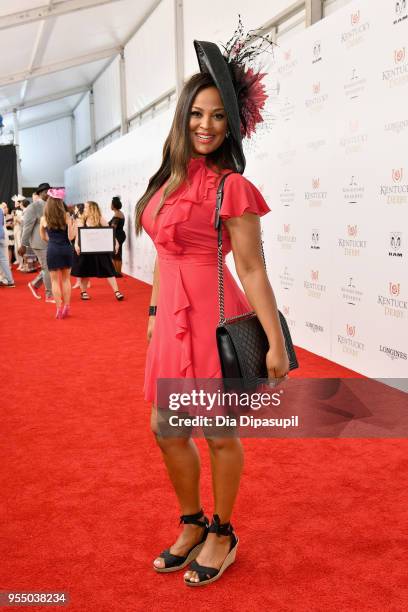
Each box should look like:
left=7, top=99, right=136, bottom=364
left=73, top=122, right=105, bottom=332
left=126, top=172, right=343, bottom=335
left=155, top=157, right=221, bottom=253
left=173, top=266, right=194, bottom=377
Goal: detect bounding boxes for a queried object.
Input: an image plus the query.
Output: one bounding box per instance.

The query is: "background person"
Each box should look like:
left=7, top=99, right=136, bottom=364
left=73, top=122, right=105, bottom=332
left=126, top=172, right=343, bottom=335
left=39, top=188, right=75, bottom=319
left=72, top=200, right=124, bottom=301
left=0, top=205, right=15, bottom=287
left=12, top=195, right=25, bottom=270
left=19, top=182, right=54, bottom=302
left=108, top=196, right=126, bottom=277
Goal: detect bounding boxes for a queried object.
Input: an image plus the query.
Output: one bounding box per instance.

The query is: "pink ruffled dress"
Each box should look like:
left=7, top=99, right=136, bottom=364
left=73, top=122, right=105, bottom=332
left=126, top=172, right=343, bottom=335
left=141, top=156, right=270, bottom=403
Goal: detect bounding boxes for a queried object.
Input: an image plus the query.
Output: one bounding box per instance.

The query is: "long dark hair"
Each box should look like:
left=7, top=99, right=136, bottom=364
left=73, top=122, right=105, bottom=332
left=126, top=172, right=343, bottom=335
left=135, top=72, right=236, bottom=235
left=44, top=197, right=66, bottom=230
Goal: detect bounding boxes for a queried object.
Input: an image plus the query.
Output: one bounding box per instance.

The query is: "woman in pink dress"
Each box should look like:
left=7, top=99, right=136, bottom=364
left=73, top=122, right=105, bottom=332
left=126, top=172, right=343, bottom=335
left=135, top=33, right=289, bottom=586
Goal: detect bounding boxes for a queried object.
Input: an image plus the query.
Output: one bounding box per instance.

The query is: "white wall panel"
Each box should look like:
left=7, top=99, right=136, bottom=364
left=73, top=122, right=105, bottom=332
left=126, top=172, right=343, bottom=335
left=74, top=92, right=91, bottom=154
left=93, top=56, right=121, bottom=141
left=20, top=116, right=73, bottom=187
left=125, top=0, right=175, bottom=117
left=183, top=0, right=296, bottom=78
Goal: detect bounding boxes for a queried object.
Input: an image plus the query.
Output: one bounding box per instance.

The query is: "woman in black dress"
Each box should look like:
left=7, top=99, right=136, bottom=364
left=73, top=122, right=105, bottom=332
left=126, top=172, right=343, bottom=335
left=108, top=196, right=126, bottom=277
left=39, top=188, right=75, bottom=319
left=71, top=200, right=124, bottom=301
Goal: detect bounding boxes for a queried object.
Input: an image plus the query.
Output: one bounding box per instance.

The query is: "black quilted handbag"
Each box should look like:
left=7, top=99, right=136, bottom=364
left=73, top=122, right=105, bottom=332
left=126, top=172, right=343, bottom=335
left=214, top=174, right=299, bottom=389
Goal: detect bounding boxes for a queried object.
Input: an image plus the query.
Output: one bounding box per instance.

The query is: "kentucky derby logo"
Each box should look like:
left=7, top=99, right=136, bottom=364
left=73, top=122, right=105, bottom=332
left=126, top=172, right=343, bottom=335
left=394, top=47, right=406, bottom=63
left=346, top=324, right=356, bottom=337
left=392, top=168, right=403, bottom=182
left=347, top=224, right=357, bottom=237
left=389, top=282, right=400, bottom=296
left=351, top=11, right=360, bottom=25
left=312, top=178, right=320, bottom=189
left=311, top=270, right=319, bottom=281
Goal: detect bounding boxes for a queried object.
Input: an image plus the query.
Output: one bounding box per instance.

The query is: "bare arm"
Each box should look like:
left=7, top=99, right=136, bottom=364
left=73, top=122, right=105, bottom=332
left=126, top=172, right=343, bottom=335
left=39, top=217, right=48, bottom=242
left=147, top=255, right=160, bottom=342
left=225, top=212, right=289, bottom=378
left=66, top=213, right=76, bottom=241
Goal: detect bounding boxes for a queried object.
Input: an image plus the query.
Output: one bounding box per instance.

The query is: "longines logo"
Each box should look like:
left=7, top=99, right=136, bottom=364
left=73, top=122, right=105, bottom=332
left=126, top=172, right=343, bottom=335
left=394, top=0, right=408, bottom=25
left=344, top=67, right=367, bottom=101
left=277, top=224, right=297, bottom=249
left=280, top=97, right=295, bottom=121
left=341, top=10, right=370, bottom=48
left=304, top=178, right=328, bottom=207
left=383, top=48, right=408, bottom=87
left=279, top=183, right=295, bottom=207
left=312, top=40, right=322, bottom=64
left=305, top=81, right=329, bottom=111
left=338, top=225, right=367, bottom=256
left=278, top=48, right=298, bottom=77
left=310, top=229, right=320, bottom=250
left=305, top=321, right=324, bottom=333
left=279, top=266, right=295, bottom=290
left=341, top=275, right=363, bottom=306
left=377, top=282, right=407, bottom=318
left=380, top=168, right=408, bottom=204
left=337, top=324, right=365, bottom=357
left=389, top=232, right=403, bottom=257
left=384, top=118, right=408, bottom=135
left=304, top=269, right=326, bottom=299
left=343, top=175, right=365, bottom=204
left=379, top=344, right=407, bottom=361
left=339, top=120, right=368, bottom=154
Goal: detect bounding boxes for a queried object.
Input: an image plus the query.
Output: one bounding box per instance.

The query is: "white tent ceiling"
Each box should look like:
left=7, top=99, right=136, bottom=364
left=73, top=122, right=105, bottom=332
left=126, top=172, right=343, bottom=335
left=0, top=0, right=159, bottom=128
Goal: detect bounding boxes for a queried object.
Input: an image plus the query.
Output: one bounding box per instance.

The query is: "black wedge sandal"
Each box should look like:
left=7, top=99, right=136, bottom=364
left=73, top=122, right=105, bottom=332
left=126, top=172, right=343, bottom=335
left=153, top=509, right=209, bottom=573
left=114, top=291, right=124, bottom=301
left=184, top=514, right=239, bottom=586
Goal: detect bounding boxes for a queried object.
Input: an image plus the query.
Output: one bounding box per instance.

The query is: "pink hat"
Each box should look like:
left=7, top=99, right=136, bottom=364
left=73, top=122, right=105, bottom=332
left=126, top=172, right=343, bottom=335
left=47, top=187, right=65, bottom=199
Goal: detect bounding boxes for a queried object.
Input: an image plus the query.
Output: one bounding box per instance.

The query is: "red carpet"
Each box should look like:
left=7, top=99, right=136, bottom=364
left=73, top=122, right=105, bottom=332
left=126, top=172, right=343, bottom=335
left=1, top=271, right=407, bottom=611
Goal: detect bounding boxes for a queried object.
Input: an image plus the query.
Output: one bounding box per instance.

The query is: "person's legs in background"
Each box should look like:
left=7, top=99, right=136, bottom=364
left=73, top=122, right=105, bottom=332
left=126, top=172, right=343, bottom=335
left=60, top=269, right=72, bottom=317
left=49, top=270, right=63, bottom=317
left=0, top=238, right=15, bottom=286
left=31, top=248, right=54, bottom=301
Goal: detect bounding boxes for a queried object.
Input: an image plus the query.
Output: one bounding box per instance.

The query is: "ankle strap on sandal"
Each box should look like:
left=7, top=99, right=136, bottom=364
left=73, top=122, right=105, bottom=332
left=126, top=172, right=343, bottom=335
left=179, top=509, right=207, bottom=527
left=209, top=514, right=233, bottom=536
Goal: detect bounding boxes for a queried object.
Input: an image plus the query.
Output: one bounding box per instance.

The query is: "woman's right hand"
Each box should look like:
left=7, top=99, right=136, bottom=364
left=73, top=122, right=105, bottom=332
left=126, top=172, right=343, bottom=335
left=147, top=316, right=156, bottom=343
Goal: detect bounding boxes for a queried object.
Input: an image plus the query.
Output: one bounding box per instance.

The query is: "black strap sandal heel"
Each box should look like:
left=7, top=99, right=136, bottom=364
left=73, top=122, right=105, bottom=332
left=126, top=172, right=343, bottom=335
left=153, top=509, right=209, bottom=573
left=115, top=291, right=124, bottom=301
left=80, top=291, right=90, bottom=300
left=184, top=514, right=239, bottom=586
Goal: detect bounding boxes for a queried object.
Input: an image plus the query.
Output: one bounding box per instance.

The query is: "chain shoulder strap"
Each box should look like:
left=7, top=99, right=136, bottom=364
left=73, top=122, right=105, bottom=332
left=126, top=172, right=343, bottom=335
left=215, top=174, right=267, bottom=326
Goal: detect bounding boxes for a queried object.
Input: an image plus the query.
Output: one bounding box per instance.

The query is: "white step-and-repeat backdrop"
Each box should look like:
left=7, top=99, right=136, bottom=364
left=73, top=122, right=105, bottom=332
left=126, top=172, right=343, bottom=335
left=65, top=0, right=408, bottom=378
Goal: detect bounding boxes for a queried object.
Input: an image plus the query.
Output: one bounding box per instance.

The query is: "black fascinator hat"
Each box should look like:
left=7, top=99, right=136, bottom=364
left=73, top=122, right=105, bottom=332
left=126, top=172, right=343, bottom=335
left=194, top=40, right=245, bottom=174
left=194, top=19, right=274, bottom=175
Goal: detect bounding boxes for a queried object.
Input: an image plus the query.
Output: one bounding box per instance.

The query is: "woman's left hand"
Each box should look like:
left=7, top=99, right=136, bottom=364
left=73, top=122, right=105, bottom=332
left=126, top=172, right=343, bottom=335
left=266, top=346, right=290, bottom=385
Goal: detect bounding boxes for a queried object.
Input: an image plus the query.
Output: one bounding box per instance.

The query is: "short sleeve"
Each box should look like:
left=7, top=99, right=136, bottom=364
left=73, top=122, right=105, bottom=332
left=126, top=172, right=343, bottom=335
left=220, top=174, right=270, bottom=220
